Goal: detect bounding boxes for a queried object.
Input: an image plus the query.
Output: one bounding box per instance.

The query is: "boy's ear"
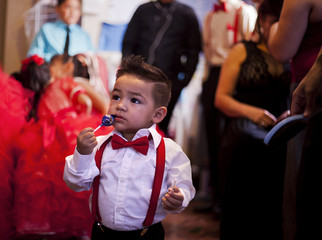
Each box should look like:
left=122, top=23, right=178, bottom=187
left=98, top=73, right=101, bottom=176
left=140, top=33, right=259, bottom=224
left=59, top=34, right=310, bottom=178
left=153, top=106, right=167, bottom=124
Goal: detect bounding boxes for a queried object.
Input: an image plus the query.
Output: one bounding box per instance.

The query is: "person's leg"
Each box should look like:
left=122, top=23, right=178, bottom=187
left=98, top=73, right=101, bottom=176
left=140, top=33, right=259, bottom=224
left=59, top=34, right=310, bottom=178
left=295, top=109, right=322, bottom=240
left=200, top=66, right=223, bottom=210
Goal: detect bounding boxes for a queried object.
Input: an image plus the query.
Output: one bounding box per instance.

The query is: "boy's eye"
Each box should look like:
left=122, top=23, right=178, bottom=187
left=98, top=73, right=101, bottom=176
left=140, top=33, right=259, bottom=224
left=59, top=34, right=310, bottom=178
left=131, top=98, right=141, bottom=104
left=111, top=94, right=120, bottom=101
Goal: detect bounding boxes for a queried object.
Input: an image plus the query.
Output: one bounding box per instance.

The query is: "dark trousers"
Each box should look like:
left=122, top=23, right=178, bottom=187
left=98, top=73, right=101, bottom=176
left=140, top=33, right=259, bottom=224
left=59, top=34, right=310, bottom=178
left=201, top=66, right=225, bottom=203
left=295, top=109, right=322, bottom=240
left=220, top=134, right=285, bottom=240
left=91, top=221, right=164, bottom=240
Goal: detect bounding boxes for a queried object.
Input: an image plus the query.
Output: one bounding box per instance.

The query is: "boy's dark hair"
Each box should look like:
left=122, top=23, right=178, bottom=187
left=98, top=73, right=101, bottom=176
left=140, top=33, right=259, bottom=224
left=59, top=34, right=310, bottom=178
left=57, top=0, right=82, bottom=6
left=116, top=55, right=171, bottom=108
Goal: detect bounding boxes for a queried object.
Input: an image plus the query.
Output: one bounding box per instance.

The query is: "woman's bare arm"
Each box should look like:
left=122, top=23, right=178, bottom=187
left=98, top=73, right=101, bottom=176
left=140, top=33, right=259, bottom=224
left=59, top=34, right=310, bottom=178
left=268, top=0, right=311, bottom=62
left=215, top=43, right=277, bottom=127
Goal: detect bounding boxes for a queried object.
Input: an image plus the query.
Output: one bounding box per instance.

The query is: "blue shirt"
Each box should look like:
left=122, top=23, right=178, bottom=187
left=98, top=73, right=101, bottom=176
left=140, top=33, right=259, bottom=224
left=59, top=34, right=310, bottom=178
left=27, top=20, right=95, bottom=62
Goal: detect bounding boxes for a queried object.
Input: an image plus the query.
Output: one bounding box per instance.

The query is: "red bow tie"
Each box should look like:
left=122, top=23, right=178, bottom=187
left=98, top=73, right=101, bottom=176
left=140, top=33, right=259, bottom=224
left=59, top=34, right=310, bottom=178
left=111, top=134, right=150, bottom=155
left=214, top=2, right=227, bottom=12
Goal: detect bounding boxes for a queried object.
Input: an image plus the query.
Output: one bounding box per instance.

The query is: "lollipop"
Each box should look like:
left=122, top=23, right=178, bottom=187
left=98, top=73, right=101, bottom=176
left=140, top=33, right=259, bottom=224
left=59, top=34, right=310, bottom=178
left=93, top=114, right=115, bottom=132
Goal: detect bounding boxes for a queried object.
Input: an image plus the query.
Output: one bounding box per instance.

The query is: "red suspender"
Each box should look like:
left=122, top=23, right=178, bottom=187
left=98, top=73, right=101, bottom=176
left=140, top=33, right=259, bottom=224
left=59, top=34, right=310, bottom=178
left=233, top=7, right=241, bottom=44
left=143, top=137, right=165, bottom=227
left=92, top=136, right=166, bottom=227
left=92, top=138, right=110, bottom=222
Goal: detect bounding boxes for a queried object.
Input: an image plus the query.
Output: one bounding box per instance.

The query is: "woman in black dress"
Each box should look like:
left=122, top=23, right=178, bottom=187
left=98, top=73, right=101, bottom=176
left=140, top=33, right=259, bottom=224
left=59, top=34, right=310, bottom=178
left=214, top=0, right=291, bottom=239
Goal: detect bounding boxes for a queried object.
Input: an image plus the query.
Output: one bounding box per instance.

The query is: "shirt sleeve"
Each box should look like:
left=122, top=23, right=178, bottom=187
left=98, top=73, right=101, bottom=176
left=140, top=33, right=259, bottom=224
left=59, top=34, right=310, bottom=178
left=63, top=147, right=100, bottom=192
left=27, top=27, right=51, bottom=61
left=165, top=139, right=196, bottom=214
left=239, top=4, right=258, bottom=40
left=180, top=7, right=202, bottom=86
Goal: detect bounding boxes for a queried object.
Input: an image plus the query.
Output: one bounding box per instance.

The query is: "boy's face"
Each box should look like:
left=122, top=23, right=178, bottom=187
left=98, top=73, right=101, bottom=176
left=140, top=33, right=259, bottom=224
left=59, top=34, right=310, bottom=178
left=56, top=0, right=81, bottom=25
left=108, top=74, right=166, bottom=141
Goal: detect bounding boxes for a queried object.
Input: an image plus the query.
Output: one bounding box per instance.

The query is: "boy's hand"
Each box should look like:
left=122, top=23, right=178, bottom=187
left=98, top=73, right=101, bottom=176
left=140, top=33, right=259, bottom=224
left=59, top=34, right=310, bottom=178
left=76, top=128, right=97, bottom=155
left=162, top=186, right=183, bottom=211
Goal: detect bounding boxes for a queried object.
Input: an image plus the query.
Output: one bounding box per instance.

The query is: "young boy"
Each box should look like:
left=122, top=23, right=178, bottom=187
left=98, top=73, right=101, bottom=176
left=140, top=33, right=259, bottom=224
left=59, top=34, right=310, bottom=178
left=63, top=55, right=195, bottom=239
left=28, top=0, right=94, bottom=62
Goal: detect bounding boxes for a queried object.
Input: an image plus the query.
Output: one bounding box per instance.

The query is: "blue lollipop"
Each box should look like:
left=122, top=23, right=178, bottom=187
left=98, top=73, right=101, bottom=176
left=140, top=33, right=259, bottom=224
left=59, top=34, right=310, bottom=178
left=93, top=114, right=115, bottom=132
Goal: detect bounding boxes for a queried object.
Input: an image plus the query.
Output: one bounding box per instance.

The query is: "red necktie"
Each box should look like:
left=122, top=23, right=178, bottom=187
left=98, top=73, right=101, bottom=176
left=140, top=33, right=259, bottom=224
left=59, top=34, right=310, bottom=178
left=214, top=2, right=227, bottom=12
left=111, top=134, right=149, bottom=155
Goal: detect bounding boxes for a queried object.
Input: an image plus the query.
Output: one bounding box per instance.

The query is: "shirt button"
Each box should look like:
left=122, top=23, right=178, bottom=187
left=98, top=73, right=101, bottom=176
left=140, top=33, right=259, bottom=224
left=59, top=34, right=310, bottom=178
left=116, top=207, right=122, bottom=212
left=127, top=153, right=132, bottom=158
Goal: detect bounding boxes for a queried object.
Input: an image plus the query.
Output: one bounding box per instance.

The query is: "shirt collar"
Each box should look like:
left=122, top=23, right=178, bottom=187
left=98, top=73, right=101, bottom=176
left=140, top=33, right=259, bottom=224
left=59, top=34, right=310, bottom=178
left=97, top=124, right=162, bottom=150
left=56, top=19, right=79, bottom=31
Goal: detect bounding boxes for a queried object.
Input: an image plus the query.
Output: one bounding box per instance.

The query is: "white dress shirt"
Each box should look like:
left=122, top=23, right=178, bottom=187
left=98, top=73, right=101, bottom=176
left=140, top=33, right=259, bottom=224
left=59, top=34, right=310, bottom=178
left=64, top=124, right=195, bottom=231
left=203, top=0, right=257, bottom=66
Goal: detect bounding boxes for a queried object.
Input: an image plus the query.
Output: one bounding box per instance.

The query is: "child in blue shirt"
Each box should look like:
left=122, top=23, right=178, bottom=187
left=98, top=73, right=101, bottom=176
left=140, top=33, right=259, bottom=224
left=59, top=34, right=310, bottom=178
left=28, top=0, right=94, bottom=62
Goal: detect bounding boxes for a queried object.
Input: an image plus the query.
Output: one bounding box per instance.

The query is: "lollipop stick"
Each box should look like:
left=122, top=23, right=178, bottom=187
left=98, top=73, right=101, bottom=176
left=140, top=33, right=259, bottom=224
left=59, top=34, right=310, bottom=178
left=93, top=124, right=102, bottom=133
left=172, top=179, right=177, bottom=191
left=93, top=115, right=115, bottom=133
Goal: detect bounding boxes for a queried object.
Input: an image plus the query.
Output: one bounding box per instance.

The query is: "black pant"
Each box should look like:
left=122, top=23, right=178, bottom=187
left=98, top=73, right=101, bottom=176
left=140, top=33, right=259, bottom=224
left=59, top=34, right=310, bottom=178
left=91, top=221, right=164, bottom=240
left=201, top=66, right=225, bottom=202
left=295, top=109, right=322, bottom=240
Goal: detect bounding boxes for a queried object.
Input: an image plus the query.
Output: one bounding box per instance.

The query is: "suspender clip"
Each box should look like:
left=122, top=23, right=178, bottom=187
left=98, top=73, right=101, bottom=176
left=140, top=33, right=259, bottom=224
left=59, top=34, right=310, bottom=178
left=141, top=226, right=148, bottom=236
left=97, top=222, right=104, bottom=232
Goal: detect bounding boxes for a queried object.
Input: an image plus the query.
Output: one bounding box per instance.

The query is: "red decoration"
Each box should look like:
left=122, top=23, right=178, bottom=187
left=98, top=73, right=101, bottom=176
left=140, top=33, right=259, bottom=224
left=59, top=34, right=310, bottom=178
left=21, top=55, right=45, bottom=72
left=214, top=2, right=227, bottom=12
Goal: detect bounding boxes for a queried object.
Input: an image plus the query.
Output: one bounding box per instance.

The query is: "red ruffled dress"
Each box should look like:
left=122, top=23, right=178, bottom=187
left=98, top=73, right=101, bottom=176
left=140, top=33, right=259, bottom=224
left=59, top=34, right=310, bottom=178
left=12, top=77, right=113, bottom=239
left=0, top=68, right=33, bottom=239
